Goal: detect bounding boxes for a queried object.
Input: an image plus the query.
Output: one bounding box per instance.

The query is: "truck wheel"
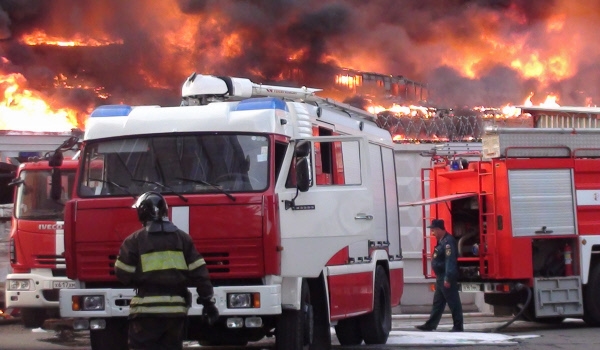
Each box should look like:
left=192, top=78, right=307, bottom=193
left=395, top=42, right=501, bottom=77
left=90, top=318, right=128, bottom=350
left=360, top=266, right=391, bottom=344
left=276, top=279, right=312, bottom=350
left=584, top=263, right=600, bottom=326
left=335, top=317, right=363, bottom=345
left=21, top=308, right=47, bottom=328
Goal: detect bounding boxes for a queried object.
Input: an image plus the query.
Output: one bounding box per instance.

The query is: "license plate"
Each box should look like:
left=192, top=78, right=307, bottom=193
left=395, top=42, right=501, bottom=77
left=460, top=283, right=480, bottom=292
left=53, top=281, right=76, bottom=289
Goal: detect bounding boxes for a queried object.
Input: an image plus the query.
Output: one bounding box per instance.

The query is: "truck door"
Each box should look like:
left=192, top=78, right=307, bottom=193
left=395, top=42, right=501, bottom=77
left=277, top=136, right=373, bottom=277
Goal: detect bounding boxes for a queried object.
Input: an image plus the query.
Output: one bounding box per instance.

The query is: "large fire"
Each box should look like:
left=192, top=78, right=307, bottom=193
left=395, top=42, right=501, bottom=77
left=0, top=0, right=598, bottom=133
left=0, top=71, right=81, bottom=131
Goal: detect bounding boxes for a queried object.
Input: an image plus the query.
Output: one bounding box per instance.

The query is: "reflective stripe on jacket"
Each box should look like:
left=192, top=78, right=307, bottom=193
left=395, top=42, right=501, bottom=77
left=129, top=295, right=188, bottom=315
left=114, top=223, right=214, bottom=317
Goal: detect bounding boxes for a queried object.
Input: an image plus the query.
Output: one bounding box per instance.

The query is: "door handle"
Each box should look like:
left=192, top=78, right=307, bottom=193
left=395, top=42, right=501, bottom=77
left=355, top=213, right=373, bottom=220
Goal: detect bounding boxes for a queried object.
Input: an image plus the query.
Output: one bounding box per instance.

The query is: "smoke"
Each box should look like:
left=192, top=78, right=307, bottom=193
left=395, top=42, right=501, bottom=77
left=0, top=0, right=599, bottom=115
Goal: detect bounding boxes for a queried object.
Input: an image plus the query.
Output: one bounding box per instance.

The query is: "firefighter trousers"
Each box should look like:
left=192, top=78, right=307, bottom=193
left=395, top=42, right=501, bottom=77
left=128, top=316, right=186, bottom=350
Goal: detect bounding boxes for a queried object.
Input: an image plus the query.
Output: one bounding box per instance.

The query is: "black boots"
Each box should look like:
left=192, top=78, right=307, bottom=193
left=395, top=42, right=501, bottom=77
left=415, top=324, right=434, bottom=331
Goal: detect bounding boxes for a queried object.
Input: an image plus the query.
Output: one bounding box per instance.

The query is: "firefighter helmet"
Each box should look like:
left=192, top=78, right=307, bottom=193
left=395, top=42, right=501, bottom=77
left=132, top=191, right=168, bottom=223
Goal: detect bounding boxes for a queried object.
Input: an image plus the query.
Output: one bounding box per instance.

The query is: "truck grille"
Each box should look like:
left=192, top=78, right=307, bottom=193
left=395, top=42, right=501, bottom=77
left=202, top=238, right=264, bottom=278
left=76, top=238, right=264, bottom=281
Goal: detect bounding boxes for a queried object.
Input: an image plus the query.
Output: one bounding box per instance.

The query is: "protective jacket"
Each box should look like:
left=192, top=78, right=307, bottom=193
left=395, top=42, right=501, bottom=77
left=115, top=220, right=214, bottom=317
left=431, top=232, right=459, bottom=283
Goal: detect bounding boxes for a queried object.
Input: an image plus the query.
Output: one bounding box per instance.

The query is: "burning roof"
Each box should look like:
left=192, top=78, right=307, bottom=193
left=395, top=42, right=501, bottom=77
left=0, top=0, right=599, bottom=133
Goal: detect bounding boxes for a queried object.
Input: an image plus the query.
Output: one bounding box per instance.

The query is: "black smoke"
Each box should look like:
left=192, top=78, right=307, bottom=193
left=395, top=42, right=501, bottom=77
left=0, top=0, right=599, bottom=120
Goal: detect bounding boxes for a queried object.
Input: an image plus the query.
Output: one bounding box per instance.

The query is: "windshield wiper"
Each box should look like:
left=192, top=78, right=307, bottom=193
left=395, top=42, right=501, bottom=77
left=131, top=179, right=188, bottom=203
left=8, top=178, right=24, bottom=187
left=89, top=178, right=136, bottom=198
left=175, top=177, right=236, bottom=202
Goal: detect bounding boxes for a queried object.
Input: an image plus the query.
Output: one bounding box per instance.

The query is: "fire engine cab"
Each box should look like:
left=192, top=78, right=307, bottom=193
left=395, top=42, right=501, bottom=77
left=57, top=73, right=404, bottom=349
left=405, top=126, right=600, bottom=324
left=5, top=145, right=79, bottom=328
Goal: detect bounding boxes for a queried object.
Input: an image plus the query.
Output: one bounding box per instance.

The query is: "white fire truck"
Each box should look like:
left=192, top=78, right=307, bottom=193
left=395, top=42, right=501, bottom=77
left=404, top=126, right=600, bottom=324
left=57, top=74, right=404, bottom=349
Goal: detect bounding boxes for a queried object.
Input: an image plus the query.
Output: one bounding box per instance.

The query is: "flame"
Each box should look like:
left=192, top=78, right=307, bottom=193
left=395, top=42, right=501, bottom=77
left=523, top=92, right=560, bottom=107
left=510, top=52, right=572, bottom=83
left=335, top=74, right=362, bottom=89
left=368, top=103, right=436, bottom=118
left=435, top=6, right=576, bottom=87
left=585, top=97, right=595, bottom=107
left=501, top=105, right=521, bottom=117
left=524, top=92, right=534, bottom=106
left=53, top=74, right=110, bottom=99
left=0, top=72, right=80, bottom=132
left=19, top=29, right=123, bottom=46
left=540, top=94, right=560, bottom=107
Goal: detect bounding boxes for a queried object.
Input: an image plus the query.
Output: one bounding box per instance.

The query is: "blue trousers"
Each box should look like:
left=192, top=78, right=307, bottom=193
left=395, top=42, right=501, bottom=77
left=424, top=279, right=464, bottom=330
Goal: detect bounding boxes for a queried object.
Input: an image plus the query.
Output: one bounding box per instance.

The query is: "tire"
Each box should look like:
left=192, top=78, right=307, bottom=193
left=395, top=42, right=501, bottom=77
left=335, top=317, right=363, bottom=345
left=276, top=279, right=312, bottom=350
left=360, top=266, right=392, bottom=345
left=90, top=318, right=128, bottom=350
left=21, top=308, right=47, bottom=329
left=584, top=263, right=600, bottom=326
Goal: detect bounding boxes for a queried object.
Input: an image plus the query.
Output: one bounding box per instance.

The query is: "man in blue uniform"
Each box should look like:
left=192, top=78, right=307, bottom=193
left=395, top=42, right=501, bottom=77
left=416, top=219, right=464, bottom=332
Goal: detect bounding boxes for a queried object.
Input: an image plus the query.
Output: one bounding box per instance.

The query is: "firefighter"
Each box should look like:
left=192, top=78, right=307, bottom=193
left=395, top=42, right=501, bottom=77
left=115, top=191, right=219, bottom=350
left=415, top=219, right=464, bottom=332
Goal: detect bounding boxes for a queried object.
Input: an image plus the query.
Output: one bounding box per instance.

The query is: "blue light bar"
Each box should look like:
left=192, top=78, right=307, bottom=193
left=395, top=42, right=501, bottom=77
left=234, top=97, right=288, bottom=112
left=90, top=105, right=133, bottom=117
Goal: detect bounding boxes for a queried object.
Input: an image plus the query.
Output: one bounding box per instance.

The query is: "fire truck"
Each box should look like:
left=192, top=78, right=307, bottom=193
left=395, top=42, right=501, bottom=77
left=5, top=145, right=79, bottom=328
left=405, top=126, right=600, bottom=324
left=57, top=73, right=404, bottom=349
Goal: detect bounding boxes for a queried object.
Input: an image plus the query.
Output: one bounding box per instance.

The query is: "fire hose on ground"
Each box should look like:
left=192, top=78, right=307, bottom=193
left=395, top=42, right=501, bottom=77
left=488, top=283, right=531, bottom=333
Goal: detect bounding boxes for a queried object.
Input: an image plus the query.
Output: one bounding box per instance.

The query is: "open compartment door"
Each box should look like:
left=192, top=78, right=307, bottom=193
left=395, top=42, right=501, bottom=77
left=399, top=192, right=477, bottom=279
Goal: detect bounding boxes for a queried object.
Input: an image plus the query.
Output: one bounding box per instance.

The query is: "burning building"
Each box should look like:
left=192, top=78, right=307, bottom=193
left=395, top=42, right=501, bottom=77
left=0, top=0, right=599, bottom=136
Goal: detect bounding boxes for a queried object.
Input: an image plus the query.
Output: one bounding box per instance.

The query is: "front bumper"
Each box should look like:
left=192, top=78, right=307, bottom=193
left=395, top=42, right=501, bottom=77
left=6, top=272, right=79, bottom=308
left=59, top=284, right=281, bottom=318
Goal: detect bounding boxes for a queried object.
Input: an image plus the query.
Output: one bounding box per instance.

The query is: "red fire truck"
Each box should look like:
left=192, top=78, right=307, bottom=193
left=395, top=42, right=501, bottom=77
left=57, top=74, right=404, bottom=349
left=5, top=147, right=79, bottom=328
left=405, top=126, right=600, bottom=324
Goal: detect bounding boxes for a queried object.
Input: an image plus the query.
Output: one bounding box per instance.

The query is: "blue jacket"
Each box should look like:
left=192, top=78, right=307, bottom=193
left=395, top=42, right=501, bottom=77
left=432, top=232, right=459, bottom=283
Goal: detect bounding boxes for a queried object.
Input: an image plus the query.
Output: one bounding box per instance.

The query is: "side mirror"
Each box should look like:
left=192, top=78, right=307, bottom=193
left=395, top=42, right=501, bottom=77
left=295, top=140, right=311, bottom=158
left=61, top=136, right=79, bottom=150
left=48, top=151, right=64, bottom=167
left=295, top=157, right=310, bottom=192
left=50, top=168, right=62, bottom=200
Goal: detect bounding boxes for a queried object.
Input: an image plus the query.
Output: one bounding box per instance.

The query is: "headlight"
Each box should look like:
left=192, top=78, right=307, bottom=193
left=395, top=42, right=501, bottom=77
left=227, top=293, right=260, bottom=308
left=8, top=279, right=32, bottom=291
left=81, top=296, right=105, bottom=311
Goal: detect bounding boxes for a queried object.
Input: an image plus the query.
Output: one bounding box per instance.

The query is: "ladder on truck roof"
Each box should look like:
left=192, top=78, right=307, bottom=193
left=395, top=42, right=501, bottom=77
left=181, top=73, right=378, bottom=124
left=483, top=126, right=600, bottom=159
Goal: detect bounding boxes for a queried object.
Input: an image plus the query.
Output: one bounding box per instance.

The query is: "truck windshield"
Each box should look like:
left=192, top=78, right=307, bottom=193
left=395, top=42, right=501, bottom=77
left=79, top=134, right=269, bottom=197
left=15, top=169, right=76, bottom=220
